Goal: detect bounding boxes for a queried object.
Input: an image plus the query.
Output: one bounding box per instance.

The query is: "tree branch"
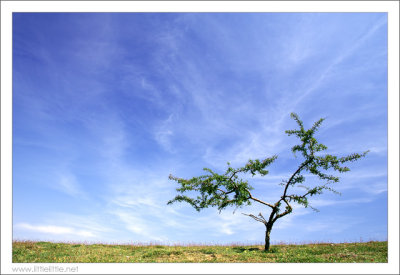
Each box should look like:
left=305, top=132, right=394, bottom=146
left=242, top=213, right=267, bottom=224
left=258, top=212, right=267, bottom=222
left=247, top=190, right=274, bottom=208
left=273, top=199, right=292, bottom=223
left=217, top=188, right=235, bottom=195
left=282, top=160, right=310, bottom=198
left=287, top=190, right=311, bottom=201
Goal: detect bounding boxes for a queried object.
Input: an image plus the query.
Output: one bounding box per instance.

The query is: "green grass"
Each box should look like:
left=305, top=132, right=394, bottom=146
left=12, top=240, right=387, bottom=263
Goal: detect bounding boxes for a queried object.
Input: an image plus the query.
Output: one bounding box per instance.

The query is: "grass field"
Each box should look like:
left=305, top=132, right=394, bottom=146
left=12, top=240, right=387, bottom=263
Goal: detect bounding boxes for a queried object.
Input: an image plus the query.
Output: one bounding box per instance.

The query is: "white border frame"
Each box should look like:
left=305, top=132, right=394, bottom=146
left=2, top=1, right=399, bottom=274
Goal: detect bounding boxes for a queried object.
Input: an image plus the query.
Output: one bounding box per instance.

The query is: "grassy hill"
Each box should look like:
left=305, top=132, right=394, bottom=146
left=13, top=240, right=387, bottom=263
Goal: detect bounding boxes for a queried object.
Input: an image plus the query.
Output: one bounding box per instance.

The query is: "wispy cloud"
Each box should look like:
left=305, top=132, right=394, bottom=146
left=12, top=13, right=387, bottom=244
left=310, top=197, right=375, bottom=208
left=303, top=218, right=363, bottom=234
left=109, top=210, right=165, bottom=241
left=15, top=223, right=95, bottom=238
left=154, top=114, right=175, bottom=153
left=272, top=15, right=387, bottom=125
left=56, top=173, right=86, bottom=198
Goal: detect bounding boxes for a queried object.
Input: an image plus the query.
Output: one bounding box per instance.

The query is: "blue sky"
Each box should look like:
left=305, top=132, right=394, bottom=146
left=12, top=13, right=388, bottom=245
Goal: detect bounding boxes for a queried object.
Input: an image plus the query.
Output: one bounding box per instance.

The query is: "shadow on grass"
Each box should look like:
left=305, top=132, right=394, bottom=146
left=264, top=247, right=279, bottom=253
left=233, top=247, right=280, bottom=254
left=232, top=247, right=261, bottom=253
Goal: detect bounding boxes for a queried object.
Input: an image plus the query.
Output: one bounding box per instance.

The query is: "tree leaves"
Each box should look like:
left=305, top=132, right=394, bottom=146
left=168, top=156, right=277, bottom=212
left=168, top=112, right=368, bottom=221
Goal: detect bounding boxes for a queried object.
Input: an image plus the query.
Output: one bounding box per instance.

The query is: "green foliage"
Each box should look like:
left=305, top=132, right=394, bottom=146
left=169, top=112, right=368, bottom=214
left=167, top=155, right=278, bottom=212
left=283, top=113, right=368, bottom=210
left=168, top=112, right=368, bottom=250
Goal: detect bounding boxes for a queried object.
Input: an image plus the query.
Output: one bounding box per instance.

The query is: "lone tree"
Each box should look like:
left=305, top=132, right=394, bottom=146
left=167, top=113, right=368, bottom=251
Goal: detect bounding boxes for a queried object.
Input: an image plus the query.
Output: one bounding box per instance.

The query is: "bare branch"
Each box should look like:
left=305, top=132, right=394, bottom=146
left=242, top=213, right=267, bottom=224
left=258, top=212, right=267, bottom=222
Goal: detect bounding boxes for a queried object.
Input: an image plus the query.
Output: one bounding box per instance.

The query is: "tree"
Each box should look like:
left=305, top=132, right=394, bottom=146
left=167, top=113, right=368, bottom=251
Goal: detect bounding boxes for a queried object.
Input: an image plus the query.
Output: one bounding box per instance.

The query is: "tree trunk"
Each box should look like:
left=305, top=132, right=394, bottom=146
left=264, top=226, right=272, bottom=251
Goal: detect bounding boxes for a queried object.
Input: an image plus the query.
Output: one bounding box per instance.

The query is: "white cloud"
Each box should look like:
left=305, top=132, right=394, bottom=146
left=362, top=182, right=388, bottom=195
left=44, top=213, right=113, bottom=236
left=57, top=173, right=86, bottom=198
left=334, top=170, right=387, bottom=195
left=109, top=209, right=166, bottom=241
left=291, top=17, right=387, bottom=109
left=15, top=223, right=95, bottom=238
left=154, top=114, right=175, bottom=152
left=309, top=197, right=374, bottom=208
